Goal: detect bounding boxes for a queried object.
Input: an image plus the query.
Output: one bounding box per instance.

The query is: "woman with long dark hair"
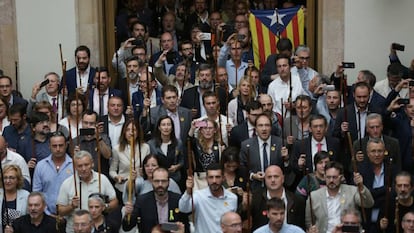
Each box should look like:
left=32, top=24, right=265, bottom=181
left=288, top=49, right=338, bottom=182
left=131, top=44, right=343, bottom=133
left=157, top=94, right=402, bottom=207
left=110, top=119, right=150, bottom=202
left=147, top=115, right=184, bottom=184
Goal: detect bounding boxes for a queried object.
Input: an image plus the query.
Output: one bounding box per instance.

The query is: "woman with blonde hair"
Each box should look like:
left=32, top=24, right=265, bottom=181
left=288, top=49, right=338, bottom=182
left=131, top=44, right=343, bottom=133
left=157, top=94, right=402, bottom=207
left=0, top=165, right=30, bottom=230
left=188, top=118, right=222, bottom=190
left=228, top=75, right=255, bottom=126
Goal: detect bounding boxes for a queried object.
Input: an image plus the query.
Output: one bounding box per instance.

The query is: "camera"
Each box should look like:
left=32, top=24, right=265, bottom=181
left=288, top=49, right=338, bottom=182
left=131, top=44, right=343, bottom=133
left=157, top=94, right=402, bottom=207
left=166, top=51, right=176, bottom=64
left=40, top=79, right=50, bottom=88
left=199, top=32, right=211, bottom=41
left=161, top=223, right=179, bottom=231
left=222, top=24, right=235, bottom=42
left=237, top=34, right=246, bottom=41
left=409, top=80, right=414, bottom=86
left=397, top=98, right=410, bottom=105
left=392, top=43, right=405, bottom=51
left=80, top=128, right=95, bottom=136
left=342, top=62, right=355, bottom=69
left=341, top=225, right=359, bottom=232
left=195, top=121, right=208, bottom=128
left=132, top=38, right=144, bottom=46
left=323, top=85, right=335, bottom=91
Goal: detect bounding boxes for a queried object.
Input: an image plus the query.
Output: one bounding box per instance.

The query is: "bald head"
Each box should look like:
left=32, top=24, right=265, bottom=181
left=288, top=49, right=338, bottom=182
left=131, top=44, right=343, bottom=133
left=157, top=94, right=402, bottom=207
left=221, top=211, right=242, bottom=233
left=264, top=165, right=284, bottom=192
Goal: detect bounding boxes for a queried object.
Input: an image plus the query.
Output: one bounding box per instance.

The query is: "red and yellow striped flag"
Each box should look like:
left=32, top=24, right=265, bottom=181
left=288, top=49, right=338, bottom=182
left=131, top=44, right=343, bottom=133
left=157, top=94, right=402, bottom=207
left=249, top=6, right=305, bottom=69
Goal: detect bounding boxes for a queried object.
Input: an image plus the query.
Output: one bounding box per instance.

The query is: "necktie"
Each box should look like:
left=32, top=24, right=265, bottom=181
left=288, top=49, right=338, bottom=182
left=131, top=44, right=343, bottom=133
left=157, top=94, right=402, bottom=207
left=52, top=97, right=57, bottom=113
left=263, top=142, right=268, bottom=171
left=317, top=142, right=322, bottom=152
left=252, top=128, right=256, bottom=137
left=170, top=112, right=181, bottom=140
left=99, top=94, right=105, bottom=116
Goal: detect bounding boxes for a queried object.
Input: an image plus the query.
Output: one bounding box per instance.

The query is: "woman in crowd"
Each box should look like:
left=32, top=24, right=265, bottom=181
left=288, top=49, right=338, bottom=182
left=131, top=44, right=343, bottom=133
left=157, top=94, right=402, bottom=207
left=188, top=119, right=222, bottom=190
left=110, top=118, right=150, bottom=203
left=147, top=115, right=184, bottom=185
left=88, top=193, right=119, bottom=233
left=228, top=76, right=255, bottom=126
left=59, top=92, right=86, bottom=139
left=221, top=146, right=248, bottom=193
left=123, top=154, right=181, bottom=204
left=295, top=151, right=330, bottom=200
left=0, top=165, right=30, bottom=230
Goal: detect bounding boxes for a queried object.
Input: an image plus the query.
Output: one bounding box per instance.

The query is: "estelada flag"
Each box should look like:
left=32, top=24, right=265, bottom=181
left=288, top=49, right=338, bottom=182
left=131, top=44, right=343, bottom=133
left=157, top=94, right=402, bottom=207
left=249, top=6, right=305, bottom=69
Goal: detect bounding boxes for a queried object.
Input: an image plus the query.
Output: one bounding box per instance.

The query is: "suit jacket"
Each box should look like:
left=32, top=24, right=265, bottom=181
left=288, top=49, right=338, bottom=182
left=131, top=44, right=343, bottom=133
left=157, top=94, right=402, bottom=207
left=358, top=160, right=400, bottom=231
left=293, top=136, right=341, bottom=173
left=88, top=88, right=123, bottom=114
left=229, top=122, right=249, bottom=148
left=353, top=135, right=402, bottom=172
left=64, top=66, right=96, bottom=94
left=122, top=191, right=189, bottom=233
left=239, top=135, right=287, bottom=191
left=306, top=184, right=374, bottom=233
left=132, top=88, right=163, bottom=118
left=180, top=86, right=228, bottom=119
left=27, top=92, right=62, bottom=117
left=141, top=105, right=192, bottom=145
left=251, top=188, right=305, bottom=231
left=333, top=103, right=383, bottom=142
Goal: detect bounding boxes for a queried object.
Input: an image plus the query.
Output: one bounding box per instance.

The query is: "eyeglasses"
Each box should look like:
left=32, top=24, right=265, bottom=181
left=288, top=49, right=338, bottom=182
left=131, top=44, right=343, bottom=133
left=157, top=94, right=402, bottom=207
left=4, top=176, right=16, bottom=181
left=0, top=85, right=10, bottom=89
left=299, top=56, right=310, bottom=60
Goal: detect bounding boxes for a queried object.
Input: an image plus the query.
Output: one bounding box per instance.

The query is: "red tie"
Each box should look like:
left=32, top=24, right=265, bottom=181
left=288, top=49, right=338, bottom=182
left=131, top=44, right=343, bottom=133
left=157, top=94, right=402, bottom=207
left=317, top=143, right=322, bottom=152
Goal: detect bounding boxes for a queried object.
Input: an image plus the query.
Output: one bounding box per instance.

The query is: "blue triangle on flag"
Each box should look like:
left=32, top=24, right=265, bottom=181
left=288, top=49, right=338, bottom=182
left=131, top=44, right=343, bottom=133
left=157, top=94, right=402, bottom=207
left=251, top=6, right=300, bottom=35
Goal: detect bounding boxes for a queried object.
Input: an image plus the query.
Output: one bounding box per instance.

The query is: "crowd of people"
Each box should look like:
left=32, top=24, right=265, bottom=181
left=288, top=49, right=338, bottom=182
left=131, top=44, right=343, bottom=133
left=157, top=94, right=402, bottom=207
left=1, top=0, right=414, bottom=233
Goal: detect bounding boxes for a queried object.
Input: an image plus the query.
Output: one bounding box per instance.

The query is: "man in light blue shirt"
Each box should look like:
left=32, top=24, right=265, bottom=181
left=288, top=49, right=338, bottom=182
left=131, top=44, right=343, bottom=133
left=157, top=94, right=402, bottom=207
left=179, top=163, right=238, bottom=233
left=33, top=131, right=74, bottom=215
left=254, top=198, right=305, bottom=233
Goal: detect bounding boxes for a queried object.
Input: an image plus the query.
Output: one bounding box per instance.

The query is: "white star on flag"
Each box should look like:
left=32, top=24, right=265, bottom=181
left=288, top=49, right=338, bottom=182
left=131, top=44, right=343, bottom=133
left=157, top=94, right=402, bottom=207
left=267, top=9, right=286, bottom=27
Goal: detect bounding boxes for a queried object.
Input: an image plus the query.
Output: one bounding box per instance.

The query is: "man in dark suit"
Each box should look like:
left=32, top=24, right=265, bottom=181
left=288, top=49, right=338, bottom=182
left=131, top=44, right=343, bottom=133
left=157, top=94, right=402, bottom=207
left=239, top=113, right=289, bottom=192
left=141, top=85, right=191, bottom=145
left=149, top=32, right=182, bottom=75
left=354, top=113, right=401, bottom=171
left=88, top=67, right=123, bottom=117
left=0, top=75, right=27, bottom=107
left=229, top=100, right=263, bottom=148
left=331, top=68, right=386, bottom=112
left=180, top=63, right=227, bottom=119
left=294, top=114, right=341, bottom=174
left=64, top=45, right=96, bottom=95
left=122, top=167, right=189, bottom=233
left=333, top=82, right=383, bottom=180
left=132, top=68, right=162, bottom=118
left=358, top=139, right=400, bottom=233
left=250, top=165, right=305, bottom=231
